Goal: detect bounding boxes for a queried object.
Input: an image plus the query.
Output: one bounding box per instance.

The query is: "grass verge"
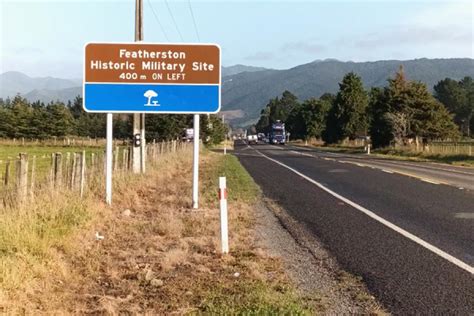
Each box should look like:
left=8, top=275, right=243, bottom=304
left=372, top=147, right=474, bottom=167
left=291, top=142, right=474, bottom=167
left=1, top=148, right=313, bottom=314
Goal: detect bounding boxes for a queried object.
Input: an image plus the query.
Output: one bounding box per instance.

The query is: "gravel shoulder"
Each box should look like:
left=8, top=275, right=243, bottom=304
left=254, top=197, right=386, bottom=314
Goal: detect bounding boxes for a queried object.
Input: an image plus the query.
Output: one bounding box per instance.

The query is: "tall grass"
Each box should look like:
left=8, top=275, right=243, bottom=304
left=0, top=144, right=191, bottom=304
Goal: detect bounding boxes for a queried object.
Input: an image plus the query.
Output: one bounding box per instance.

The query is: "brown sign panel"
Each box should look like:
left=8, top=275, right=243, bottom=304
left=84, top=43, right=220, bottom=84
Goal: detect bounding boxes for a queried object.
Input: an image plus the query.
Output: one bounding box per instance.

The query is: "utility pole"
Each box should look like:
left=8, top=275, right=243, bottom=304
left=133, top=0, right=145, bottom=174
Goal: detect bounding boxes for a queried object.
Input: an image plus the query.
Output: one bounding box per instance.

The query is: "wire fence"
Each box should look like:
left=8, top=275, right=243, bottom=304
left=0, top=140, right=191, bottom=209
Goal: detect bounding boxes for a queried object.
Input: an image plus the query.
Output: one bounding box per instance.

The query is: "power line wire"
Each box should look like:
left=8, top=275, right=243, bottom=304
left=164, top=0, right=184, bottom=41
left=187, top=0, right=201, bottom=42
left=146, top=0, right=170, bottom=41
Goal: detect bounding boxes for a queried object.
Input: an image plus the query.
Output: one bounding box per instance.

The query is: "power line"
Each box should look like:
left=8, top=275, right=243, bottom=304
left=146, top=0, right=170, bottom=42
left=164, top=0, right=184, bottom=42
left=187, top=0, right=201, bottom=42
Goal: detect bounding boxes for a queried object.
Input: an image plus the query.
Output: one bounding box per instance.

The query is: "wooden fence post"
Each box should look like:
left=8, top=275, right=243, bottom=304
left=30, top=155, right=36, bottom=198
left=4, top=160, right=10, bottom=186
left=114, top=146, right=119, bottom=171
left=80, top=151, right=86, bottom=197
left=120, top=148, right=127, bottom=172
left=54, top=153, right=63, bottom=188
left=70, top=153, right=77, bottom=190
left=65, top=152, right=71, bottom=188
left=16, top=153, right=28, bottom=204
left=49, top=153, right=55, bottom=186
left=90, top=152, right=96, bottom=176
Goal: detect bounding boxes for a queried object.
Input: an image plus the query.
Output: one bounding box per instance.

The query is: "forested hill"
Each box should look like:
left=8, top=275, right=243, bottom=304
left=222, top=58, right=474, bottom=126
left=2, top=59, right=473, bottom=128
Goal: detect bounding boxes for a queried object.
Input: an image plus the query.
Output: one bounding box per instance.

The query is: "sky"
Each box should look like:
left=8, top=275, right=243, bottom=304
left=1, top=0, right=472, bottom=78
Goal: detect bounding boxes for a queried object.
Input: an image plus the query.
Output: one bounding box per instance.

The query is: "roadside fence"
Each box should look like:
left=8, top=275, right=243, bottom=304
left=0, top=140, right=191, bottom=208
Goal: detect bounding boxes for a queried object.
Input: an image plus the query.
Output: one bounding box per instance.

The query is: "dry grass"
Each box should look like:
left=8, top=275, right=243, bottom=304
left=1, top=148, right=311, bottom=314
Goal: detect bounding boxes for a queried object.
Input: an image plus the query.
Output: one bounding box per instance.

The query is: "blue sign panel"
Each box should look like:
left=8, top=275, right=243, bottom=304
left=84, top=83, right=220, bottom=113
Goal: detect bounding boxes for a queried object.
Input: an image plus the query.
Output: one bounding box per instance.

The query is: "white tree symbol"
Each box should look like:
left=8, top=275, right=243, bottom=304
left=144, top=90, right=158, bottom=106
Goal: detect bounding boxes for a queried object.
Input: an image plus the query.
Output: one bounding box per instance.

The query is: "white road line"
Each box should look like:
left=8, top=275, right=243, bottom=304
left=382, top=169, right=394, bottom=174
left=255, top=149, right=474, bottom=275
left=420, top=178, right=440, bottom=185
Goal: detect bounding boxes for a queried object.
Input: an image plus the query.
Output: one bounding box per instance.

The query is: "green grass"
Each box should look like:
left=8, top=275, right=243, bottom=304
left=293, top=143, right=474, bottom=167
left=198, top=151, right=315, bottom=314
left=0, top=145, right=105, bottom=184
left=199, top=278, right=311, bottom=315
left=0, top=192, right=94, bottom=290
left=202, top=153, right=260, bottom=204
left=372, top=148, right=474, bottom=167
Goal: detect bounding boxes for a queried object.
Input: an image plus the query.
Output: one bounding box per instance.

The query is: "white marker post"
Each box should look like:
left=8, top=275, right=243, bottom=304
left=192, top=114, right=200, bottom=209
left=367, top=144, right=371, bottom=155
left=219, top=176, right=229, bottom=254
left=105, top=113, right=113, bottom=205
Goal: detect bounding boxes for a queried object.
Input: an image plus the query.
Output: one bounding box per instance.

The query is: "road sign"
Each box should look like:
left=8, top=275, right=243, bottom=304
left=83, top=43, right=221, bottom=113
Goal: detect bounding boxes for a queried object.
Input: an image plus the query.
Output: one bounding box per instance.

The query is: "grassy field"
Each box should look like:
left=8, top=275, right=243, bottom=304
left=0, top=145, right=105, bottom=183
left=0, top=147, right=314, bottom=314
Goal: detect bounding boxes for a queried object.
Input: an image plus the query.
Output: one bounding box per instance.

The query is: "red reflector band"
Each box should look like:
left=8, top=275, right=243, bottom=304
left=218, top=189, right=228, bottom=200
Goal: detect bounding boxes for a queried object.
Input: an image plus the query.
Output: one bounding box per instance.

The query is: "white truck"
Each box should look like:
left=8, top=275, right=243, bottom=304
left=246, top=134, right=258, bottom=145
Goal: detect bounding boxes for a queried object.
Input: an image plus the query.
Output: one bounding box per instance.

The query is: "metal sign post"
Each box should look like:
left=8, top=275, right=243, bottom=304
left=193, top=114, right=200, bottom=209
left=105, top=113, right=113, bottom=204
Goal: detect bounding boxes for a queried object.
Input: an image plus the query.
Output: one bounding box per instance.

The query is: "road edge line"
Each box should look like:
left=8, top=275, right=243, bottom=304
left=255, top=149, right=474, bottom=275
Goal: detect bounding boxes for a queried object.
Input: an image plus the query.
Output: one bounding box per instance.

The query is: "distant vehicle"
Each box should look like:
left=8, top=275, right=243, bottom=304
left=247, top=134, right=258, bottom=144
left=270, top=121, right=286, bottom=145
left=257, top=133, right=265, bottom=141
left=183, top=128, right=194, bottom=142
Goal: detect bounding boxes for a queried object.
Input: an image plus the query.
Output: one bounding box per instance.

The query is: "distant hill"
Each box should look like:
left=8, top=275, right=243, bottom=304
left=0, top=71, right=80, bottom=100
left=24, top=87, right=82, bottom=104
left=222, top=58, right=474, bottom=126
left=222, top=64, right=271, bottom=77
left=2, top=59, right=473, bottom=126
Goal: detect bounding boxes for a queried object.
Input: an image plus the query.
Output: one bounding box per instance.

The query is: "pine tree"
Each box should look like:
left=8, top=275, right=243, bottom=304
left=330, top=72, right=368, bottom=142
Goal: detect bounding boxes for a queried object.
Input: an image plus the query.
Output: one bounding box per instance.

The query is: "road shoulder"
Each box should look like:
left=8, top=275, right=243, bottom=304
left=254, top=197, right=386, bottom=314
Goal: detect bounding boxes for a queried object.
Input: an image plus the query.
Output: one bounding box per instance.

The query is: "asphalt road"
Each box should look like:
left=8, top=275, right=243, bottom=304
left=233, top=141, right=474, bottom=314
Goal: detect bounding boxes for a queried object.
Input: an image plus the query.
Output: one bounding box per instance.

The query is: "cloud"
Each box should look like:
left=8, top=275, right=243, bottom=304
left=355, top=25, right=472, bottom=49
left=280, top=41, right=326, bottom=55
left=14, top=47, right=44, bottom=56
left=409, top=1, right=472, bottom=28
left=244, top=51, right=275, bottom=61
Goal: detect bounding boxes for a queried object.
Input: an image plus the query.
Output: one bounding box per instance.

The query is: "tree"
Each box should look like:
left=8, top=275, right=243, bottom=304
left=327, top=72, right=368, bottom=143
left=459, top=77, right=474, bottom=137
left=368, top=87, right=393, bottom=148
left=434, top=77, right=473, bottom=136
left=301, top=98, right=330, bottom=140
left=256, top=91, right=299, bottom=134
left=200, top=115, right=228, bottom=145
left=286, top=103, right=306, bottom=140
left=145, top=114, right=191, bottom=141
left=45, top=102, right=75, bottom=136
